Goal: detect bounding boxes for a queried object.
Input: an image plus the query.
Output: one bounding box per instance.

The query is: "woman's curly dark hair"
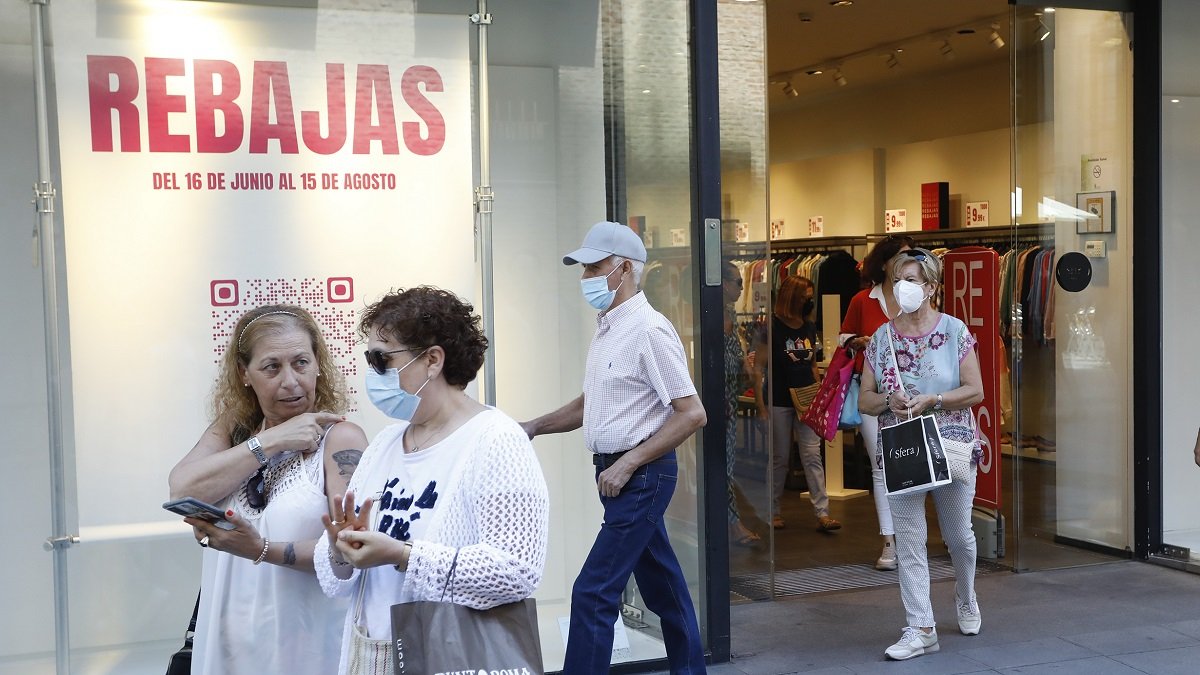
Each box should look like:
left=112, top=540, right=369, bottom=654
left=862, top=234, right=917, bottom=286
left=358, top=286, right=489, bottom=388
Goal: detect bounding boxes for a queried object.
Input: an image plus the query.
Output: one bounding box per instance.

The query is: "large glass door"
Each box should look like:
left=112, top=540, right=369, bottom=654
left=5, top=1, right=712, bottom=673
left=1008, top=4, right=1134, bottom=570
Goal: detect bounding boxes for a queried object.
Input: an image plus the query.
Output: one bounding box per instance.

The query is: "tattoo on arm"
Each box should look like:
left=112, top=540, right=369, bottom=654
left=333, top=449, right=363, bottom=478
left=282, top=542, right=296, bottom=566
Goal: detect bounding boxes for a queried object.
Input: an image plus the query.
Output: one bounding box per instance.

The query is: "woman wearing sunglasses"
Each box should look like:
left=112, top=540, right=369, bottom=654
left=314, top=286, right=548, bottom=675
left=859, top=249, right=985, bottom=660
left=169, top=305, right=369, bottom=675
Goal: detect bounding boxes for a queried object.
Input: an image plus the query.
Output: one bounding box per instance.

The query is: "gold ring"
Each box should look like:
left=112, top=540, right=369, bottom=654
left=331, top=520, right=344, bottom=526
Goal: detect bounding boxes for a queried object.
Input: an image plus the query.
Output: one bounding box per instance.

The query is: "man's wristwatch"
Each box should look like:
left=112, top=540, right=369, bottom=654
left=247, top=436, right=268, bottom=466
left=934, top=394, right=943, bottom=410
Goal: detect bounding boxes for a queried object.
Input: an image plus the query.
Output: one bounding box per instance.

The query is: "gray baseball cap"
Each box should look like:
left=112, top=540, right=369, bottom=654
left=562, top=221, right=648, bottom=265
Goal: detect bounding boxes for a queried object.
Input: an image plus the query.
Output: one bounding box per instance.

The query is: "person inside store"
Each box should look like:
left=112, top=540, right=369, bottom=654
left=520, top=220, right=708, bottom=674
left=752, top=274, right=840, bottom=532
left=839, top=234, right=916, bottom=570
left=858, top=248, right=984, bottom=661
left=723, top=260, right=761, bottom=546
left=316, top=286, right=549, bottom=674
left=168, top=305, right=370, bottom=675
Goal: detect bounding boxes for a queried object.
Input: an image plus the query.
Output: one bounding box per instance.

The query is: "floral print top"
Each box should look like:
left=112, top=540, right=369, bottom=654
left=864, top=313, right=981, bottom=463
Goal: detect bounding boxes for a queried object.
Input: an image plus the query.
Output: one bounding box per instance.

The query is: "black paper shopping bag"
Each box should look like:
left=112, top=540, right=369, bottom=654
left=881, top=414, right=952, bottom=495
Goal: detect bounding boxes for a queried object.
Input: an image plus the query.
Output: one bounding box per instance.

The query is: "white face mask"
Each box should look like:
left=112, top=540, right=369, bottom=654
left=893, top=279, right=928, bottom=314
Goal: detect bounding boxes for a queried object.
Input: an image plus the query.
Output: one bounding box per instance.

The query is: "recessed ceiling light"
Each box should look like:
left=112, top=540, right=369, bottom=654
left=797, top=13, right=813, bottom=23
left=641, top=89, right=651, bottom=94
left=1044, top=7, right=1056, bottom=12
left=1171, top=98, right=1181, bottom=103
left=806, top=69, right=823, bottom=76
left=957, top=28, right=976, bottom=35
left=829, top=0, right=853, bottom=6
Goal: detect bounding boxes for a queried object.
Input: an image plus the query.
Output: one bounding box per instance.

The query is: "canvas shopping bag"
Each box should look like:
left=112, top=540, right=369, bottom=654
left=391, top=551, right=544, bottom=675
left=800, top=345, right=856, bottom=441
left=881, top=412, right=952, bottom=495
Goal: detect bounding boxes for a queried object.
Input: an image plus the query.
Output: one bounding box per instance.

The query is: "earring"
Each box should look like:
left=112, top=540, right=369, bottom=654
left=244, top=382, right=250, bottom=388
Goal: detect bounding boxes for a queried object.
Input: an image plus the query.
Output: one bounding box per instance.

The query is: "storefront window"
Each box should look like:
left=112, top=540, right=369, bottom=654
left=1009, top=5, right=1133, bottom=569
left=2, top=0, right=704, bottom=672
left=1160, top=0, right=1200, bottom=566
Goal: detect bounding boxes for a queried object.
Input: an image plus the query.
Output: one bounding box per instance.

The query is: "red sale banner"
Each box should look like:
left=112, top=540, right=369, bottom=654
left=943, top=248, right=1002, bottom=510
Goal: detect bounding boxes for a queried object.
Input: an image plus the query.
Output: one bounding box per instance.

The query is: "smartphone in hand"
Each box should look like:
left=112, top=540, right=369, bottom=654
left=163, top=497, right=237, bottom=530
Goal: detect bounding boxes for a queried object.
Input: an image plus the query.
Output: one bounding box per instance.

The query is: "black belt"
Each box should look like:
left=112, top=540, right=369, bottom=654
left=592, top=450, right=630, bottom=468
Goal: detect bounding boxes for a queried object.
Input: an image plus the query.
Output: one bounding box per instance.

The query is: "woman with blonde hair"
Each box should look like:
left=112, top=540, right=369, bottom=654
left=860, top=249, right=984, bottom=660
left=169, top=305, right=368, bottom=674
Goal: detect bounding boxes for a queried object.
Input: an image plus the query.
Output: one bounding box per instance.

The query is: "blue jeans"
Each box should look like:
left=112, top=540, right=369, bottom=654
left=563, top=451, right=706, bottom=674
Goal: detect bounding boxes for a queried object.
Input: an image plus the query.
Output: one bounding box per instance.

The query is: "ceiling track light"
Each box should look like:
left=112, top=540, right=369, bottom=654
left=782, top=81, right=798, bottom=97
left=884, top=51, right=900, bottom=69
left=1036, top=21, right=1051, bottom=41
left=939, top=39, right=956, bottom=60
left=989, top=24, right=1005, bottom=49
left=832, top=68, right=847, bottom=87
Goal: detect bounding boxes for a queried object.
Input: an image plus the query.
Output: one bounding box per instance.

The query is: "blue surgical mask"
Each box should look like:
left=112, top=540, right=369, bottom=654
left=365, top=349, right=431, bottom=421
left=581, top=262, right=625, bottom=311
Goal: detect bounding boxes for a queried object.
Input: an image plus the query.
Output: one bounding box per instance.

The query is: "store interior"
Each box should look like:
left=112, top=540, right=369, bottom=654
left=704, top=0, right=1131, bottom=604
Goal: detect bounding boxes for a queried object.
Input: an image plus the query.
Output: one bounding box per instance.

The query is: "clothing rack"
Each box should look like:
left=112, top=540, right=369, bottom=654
left=865, top=223, right=1052, bottom=249
left=768, top=235, right=868, bottom=254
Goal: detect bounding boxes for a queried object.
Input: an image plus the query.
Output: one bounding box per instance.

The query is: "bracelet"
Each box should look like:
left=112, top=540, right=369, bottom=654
left=884, top=392, right=892, bottom=412
left=393, top=541, right=414, bottom=573
left=252, top=538, right=270, bottom=565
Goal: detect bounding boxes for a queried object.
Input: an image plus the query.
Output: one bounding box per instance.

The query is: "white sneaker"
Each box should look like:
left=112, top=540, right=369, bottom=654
left=957, top=596, right=982, bottom=635
left=875, top=543, right=897, bottom=571
left=885, top=626, right=939, bottom=660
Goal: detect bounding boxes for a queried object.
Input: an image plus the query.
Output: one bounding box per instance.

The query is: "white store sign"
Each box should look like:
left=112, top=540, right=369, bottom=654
left=51, top=0, right=474, bottom=530
left=966, top=201, right=991, bottom=227
left=884, top=208, right=907, bottom=233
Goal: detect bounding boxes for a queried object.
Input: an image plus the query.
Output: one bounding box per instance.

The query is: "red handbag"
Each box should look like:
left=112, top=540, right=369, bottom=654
left=801, top=345, right=857, bottom=441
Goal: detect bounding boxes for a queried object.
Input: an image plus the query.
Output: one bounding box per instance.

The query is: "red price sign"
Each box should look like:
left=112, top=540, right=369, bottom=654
left=966, top=200, right=990, bottom=227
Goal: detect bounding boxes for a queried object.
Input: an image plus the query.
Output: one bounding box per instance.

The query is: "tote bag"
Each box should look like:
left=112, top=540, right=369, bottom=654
left=881, top=413, right=952, bottom=495
left=391, top=551, right=544, bottom=675
left=800, top=345, right=856, bottom=441
left=838, top=375, right=862, bottom=429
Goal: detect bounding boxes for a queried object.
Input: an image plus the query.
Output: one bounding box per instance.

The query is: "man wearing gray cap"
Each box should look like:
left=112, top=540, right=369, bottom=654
left=521, top=221, right=708, bottom=673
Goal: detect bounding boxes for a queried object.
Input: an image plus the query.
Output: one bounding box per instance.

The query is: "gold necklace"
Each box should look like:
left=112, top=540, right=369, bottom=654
left=406, top=416, right=450, bottom=453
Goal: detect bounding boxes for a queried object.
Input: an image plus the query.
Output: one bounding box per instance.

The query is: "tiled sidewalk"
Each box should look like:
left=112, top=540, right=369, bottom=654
left=687, top=561, right=1200, bottom=674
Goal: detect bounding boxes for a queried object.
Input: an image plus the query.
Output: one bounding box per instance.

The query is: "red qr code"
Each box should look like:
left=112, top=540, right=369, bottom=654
left=210, top=276, right=361, bottom=411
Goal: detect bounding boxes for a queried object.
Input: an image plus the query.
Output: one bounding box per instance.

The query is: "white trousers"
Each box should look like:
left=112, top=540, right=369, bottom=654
left=887, top=459, right=977, bottom=628
left=859, top=413, right=894, bottom=536
left=769, top=406, right=828, bottom=518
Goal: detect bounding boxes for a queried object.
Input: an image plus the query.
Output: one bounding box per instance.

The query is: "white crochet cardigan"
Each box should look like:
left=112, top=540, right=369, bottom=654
left=315, top=409, right=549, bottom=613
